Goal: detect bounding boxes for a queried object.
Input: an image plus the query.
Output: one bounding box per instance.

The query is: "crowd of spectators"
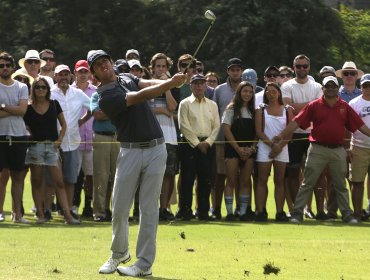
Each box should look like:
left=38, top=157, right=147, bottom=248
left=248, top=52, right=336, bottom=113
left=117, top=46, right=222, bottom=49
left=0, top=48, right=370, bottom=225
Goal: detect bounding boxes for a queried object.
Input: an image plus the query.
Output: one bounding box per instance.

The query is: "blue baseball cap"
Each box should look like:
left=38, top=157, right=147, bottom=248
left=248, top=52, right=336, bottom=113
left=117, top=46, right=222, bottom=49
left=242, top=68, right=257, bottom=86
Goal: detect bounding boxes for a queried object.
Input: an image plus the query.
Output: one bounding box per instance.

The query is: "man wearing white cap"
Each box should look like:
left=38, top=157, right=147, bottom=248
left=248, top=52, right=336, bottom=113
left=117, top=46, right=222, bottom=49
left=128, top=59, right=143, bottom=78
left=274, top=76, right=370, bottom=224
left=125, top=49, right=140, bottom=61
left=18, top=49, right=54, bottom=88
left=51, top=64, right=91, bottom=215
left=348, top=74, right=370, bottom=220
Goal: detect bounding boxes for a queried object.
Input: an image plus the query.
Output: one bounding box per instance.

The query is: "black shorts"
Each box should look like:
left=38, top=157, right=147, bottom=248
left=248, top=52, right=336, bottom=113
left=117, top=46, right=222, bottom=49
left=287, top=133, right=310, bottom=167
left=0, top=136, right=28, bottom=171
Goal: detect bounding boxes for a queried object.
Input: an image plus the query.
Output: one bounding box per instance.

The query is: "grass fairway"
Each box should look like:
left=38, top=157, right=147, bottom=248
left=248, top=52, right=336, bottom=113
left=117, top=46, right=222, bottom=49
left=0, top=176, right=370, bottom=280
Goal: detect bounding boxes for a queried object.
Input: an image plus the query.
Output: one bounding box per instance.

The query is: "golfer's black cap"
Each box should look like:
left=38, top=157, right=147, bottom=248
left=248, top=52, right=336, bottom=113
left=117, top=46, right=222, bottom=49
left=227, top=58, right=243, bottom=69
left=87, top=50, right=111, bottom=69
left=264, top=65, right=279, bottom=75
left=190, top=74, right=206, bottom=83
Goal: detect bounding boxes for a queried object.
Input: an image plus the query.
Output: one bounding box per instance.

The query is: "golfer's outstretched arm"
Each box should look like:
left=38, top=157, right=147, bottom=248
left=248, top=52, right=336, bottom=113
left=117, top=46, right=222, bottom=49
left=126, top=73, right=186, bottom=106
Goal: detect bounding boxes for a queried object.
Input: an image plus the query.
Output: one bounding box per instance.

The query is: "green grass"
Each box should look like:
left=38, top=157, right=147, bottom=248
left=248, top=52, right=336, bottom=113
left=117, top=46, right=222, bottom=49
left=0, top=175, right=370, bottom=280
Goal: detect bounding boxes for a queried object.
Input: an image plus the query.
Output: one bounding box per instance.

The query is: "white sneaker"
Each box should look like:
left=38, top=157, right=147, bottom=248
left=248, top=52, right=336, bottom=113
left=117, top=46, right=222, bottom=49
left=65, top=218, right=81, bottom=225
left=117, top=265, right=152, bottom=277
left=0, top=213, right=5, bottom=222
left=98, top=253, right=131, bottom=274
left=289, top=217, right=301, bottom=224
left=13, top=217, right=31, bottom=224
left=346, top=217, right=359, bottom=224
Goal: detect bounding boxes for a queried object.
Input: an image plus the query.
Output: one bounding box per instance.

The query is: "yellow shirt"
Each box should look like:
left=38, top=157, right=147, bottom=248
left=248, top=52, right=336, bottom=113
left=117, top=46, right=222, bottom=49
left=178, top=94, right=220, bottom=148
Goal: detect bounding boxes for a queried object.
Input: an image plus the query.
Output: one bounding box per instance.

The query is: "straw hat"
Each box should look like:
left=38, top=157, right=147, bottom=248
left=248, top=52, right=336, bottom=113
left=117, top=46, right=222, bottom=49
left=11, top=68, right=34, bottom=85
left=335, top=61, right=364, bottom=78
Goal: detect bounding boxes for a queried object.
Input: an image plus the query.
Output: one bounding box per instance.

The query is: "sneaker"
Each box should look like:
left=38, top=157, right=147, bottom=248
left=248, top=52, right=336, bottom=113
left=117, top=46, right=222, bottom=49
left=275, top=211, right=289, bottom=222
left=289, top=214, right=302, bottom=224
left=210, top=207, right=222, bottom=220
left=343, top=215, right=358, bottom=224
left=105, top=209, right=112, bottom=221
left=65, top=217, right=81, bottom=225
left=36, top=217, right=48, bottom=224
left=315, top=211, right=329, bottom=221
left=44, top=209, right=53, bottom=221
left=254, top=211, right=267, bottom=222
left=0, top=213, right=5, bottom=222
left=81, top=207, right=93, bottom=218
left=13, top=217, right=31, bottom=224
left=70, top=210, right=79, bottom=220
left=117, top=265, right=152, bottom=277
left=159, top=208, right=175, bottom=221
left=94, top=216, right=107, bottom=222
left=71, top=205, right=79, bottom=216
left=225, top=214, right=236, bottom=221
left=304, top=208, right=316, bottom=219
left=326, top=212, right=337, bottom=221
left=99, top=253, right=131, bottom=274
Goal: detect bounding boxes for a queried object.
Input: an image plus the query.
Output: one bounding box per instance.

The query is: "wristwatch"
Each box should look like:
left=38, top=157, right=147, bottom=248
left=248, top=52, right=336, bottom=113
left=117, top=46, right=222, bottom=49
left=0, top=104, right=5, bottom=110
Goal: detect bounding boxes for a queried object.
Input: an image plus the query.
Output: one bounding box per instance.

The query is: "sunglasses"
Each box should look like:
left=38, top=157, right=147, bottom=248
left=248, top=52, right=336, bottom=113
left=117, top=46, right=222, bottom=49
left=342, top=71, right=357, bottom=77
left=180, top=62, right=196, bottom=69
left=295, top=64, right=309, bottom=69
left=324, top=84, right=338, bottom=89
left=0, top=63, right=12, bottom=69
left=266, top=73, right=278, bottom=78
left=280, top=73, right=292, bottom=78
left=34, top=85, right=48, bottom=90
left=362, top=83, right=370, bottom=89
left=26, top=59, right=41, bottom=65
left=41, top=57, right=55, bottom=62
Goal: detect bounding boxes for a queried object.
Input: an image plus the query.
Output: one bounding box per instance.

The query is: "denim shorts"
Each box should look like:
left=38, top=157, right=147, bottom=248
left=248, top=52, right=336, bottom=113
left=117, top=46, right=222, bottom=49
left=25, top=142, right=59, bottom=166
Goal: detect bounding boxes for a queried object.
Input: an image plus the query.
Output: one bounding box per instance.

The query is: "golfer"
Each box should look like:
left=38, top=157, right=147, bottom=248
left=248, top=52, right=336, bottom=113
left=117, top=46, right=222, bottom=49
left=87, top=50, right=186, bottom=277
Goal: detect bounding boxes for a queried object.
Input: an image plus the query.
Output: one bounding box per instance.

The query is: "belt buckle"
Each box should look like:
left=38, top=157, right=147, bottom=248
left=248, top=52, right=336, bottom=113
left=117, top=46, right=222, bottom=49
left=139, top=142, right=150, bottom=148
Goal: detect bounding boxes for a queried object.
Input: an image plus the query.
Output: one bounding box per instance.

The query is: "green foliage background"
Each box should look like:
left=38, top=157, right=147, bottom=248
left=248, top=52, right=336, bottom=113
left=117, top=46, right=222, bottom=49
left=0, top=0, right=368, bottom=82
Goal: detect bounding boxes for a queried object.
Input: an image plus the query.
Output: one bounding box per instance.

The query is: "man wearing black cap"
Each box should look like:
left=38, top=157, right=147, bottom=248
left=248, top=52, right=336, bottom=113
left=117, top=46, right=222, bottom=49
left=263, top=66, right=280, bottom=84
left=212, top=58, right=243, bottom=220
left=87, top=50, right=186, bottom=277
left=177, top=74, right=220, bottom=220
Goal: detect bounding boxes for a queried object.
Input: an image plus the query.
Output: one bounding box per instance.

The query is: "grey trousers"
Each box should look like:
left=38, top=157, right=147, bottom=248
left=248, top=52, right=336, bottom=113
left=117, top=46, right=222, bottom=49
left=111, top=143, right=166, bottom=269
left=292, top=143, right=353, bottom=220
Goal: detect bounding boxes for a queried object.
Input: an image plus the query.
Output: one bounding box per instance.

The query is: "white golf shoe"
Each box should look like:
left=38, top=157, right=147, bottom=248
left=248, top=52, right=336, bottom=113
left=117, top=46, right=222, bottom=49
left=117, top=265, right=152, bottom=277
left=98, top=252, right=131, bottom=274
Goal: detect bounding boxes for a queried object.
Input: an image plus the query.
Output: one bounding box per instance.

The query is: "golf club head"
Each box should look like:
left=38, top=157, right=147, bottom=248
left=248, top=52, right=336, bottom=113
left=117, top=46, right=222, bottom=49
left=204, top=10, right=216, bottom=21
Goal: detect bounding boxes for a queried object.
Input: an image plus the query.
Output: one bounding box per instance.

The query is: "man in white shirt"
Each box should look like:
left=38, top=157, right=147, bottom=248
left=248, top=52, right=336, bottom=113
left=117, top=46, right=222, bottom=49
left=51, top=64, right=91, bottom=212
left=281, top=54, right=324, bottom=219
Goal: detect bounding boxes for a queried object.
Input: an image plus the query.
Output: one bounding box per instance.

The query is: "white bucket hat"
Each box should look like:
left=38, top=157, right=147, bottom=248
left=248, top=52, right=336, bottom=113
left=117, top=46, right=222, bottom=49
left=18, top=50, right=46, bottom=68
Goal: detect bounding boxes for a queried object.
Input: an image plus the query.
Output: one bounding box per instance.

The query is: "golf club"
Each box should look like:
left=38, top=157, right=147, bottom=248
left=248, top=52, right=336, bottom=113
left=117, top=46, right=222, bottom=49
left=183, top=10, right=216, bottom=74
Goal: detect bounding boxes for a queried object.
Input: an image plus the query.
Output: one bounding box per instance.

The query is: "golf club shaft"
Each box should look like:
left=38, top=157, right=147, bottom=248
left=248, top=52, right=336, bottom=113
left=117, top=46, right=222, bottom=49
left=184, top=20, right=215, bottom=74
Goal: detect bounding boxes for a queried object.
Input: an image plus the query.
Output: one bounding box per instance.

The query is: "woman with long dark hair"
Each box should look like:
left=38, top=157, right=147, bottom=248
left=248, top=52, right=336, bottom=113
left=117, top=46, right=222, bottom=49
left=222, top=81, right=257, bottom=221
left=255, top=82, right=293, bottom=222
left=24, top=77, right=80, bottom=224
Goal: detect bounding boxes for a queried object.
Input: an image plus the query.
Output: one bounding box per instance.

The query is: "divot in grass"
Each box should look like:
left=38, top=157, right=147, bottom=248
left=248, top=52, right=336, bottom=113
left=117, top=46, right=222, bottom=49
left=263, top=261, right=280, bottom=275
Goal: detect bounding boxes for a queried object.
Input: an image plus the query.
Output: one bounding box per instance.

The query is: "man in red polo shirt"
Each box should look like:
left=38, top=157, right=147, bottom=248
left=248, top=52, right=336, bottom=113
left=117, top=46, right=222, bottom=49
left=274, top=76, right=370, bottom=223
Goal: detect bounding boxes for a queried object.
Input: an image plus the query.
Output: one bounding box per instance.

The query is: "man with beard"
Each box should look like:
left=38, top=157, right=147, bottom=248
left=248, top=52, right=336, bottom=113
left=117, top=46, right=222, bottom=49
left=0, top=51, right=29, bottom=223
left=281, top=54, right=324, bottom=218
left=51, top=65, right=91, bottom=217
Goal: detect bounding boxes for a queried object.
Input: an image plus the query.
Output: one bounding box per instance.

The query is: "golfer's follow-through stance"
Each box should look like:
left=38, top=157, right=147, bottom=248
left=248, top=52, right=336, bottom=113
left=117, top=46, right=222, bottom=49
left=87, top=50, right=186, bottom=277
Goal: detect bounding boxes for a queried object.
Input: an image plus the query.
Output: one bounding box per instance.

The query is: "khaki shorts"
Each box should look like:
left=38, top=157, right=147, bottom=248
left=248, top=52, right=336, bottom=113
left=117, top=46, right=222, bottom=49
left=349, top=145, right=370, bottom=182
left=215, top=144, right=226, bottom=175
